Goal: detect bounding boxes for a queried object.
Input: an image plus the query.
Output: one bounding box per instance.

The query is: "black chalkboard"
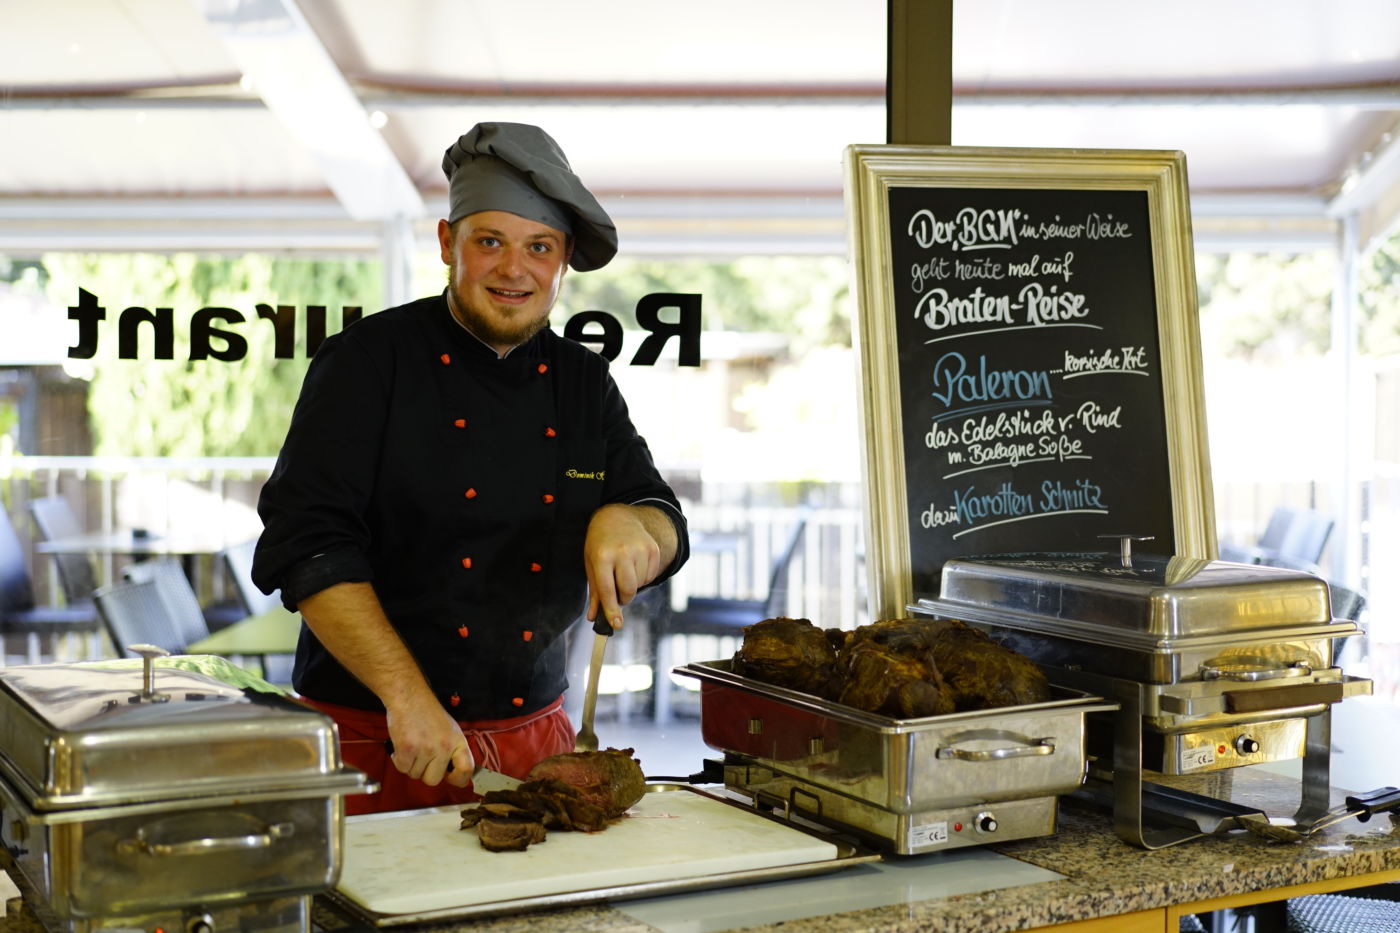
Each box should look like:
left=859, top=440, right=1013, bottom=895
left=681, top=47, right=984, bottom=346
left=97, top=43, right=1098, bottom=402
left=847, top=146, right=1213, bottom=617
left=888, top=185, right=1174, bottom=599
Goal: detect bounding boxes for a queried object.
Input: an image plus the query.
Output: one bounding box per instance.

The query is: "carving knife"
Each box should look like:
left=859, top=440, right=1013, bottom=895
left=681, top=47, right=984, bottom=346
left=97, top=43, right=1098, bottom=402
left=370, top=738, right=522, bottom=792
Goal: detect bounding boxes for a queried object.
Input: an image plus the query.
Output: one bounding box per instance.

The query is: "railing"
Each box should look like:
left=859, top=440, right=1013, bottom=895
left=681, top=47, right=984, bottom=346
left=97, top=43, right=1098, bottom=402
left=5, top=454, right=1389, bottom=646
left=0, top=456, right=873, bottom=629
left=1, top=455, right=274, bottom=608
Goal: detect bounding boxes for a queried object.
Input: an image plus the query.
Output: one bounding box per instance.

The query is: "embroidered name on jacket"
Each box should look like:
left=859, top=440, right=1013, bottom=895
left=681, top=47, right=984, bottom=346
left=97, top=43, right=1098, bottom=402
left=564, top=469, right=606, bottom=480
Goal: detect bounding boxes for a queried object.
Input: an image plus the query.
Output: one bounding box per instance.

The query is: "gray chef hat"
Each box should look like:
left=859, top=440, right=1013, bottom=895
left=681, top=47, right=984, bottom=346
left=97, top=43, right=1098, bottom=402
left=442, top=122, right=618, bottom=271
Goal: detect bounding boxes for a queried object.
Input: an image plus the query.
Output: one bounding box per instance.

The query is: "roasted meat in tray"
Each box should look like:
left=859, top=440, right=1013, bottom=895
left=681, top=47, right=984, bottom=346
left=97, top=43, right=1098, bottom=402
left=733, top=616, right=1051, bottom=717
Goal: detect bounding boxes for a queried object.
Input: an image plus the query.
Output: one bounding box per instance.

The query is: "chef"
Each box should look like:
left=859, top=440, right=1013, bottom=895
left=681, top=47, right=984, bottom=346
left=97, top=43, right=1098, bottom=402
left=253, top=122, right=689, bottom=815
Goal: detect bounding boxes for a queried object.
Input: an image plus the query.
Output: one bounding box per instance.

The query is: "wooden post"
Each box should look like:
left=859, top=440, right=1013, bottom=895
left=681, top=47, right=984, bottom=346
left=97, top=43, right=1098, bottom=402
left=887, top=0, right=953, bottom=145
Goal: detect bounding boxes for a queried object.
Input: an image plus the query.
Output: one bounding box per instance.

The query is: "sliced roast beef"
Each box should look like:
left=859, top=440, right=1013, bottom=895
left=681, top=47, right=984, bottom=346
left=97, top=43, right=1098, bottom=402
left=475, top=814, right=547, bottom=852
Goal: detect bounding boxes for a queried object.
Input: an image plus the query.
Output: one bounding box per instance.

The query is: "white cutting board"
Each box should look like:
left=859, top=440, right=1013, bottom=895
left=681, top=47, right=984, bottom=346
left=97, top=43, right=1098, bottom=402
left=336, top=789, right=839, bottom=916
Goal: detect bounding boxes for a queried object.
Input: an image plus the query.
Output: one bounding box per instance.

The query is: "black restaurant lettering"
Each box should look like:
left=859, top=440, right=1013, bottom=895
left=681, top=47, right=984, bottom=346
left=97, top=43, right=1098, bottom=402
left=67, top=290, right=703, bottom=365
left=889, top=185, right=1174, bottom=598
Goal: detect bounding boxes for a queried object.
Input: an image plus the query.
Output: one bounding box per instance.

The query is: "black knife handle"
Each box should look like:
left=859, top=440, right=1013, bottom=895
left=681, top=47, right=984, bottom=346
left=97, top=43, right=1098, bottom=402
left=1345, top=786, right=1400, bottom=822
left=381, top=738, right=455, bottom=773
left=592, top=614, right=616, bottom=637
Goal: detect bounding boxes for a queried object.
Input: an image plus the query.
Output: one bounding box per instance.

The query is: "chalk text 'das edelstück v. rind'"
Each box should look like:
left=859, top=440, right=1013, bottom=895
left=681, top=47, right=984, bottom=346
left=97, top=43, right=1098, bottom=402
left=925, top=409, right=1058, bottom=450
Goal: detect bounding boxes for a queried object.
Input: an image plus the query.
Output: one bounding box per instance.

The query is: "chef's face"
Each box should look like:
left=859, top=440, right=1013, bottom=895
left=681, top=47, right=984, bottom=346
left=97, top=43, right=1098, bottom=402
left=438, top=210, right=571, bottom=355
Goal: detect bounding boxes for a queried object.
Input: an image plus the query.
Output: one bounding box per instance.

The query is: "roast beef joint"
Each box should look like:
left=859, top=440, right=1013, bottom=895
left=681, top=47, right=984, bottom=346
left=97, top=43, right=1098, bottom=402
left=460, top=748, right=645, bottom=851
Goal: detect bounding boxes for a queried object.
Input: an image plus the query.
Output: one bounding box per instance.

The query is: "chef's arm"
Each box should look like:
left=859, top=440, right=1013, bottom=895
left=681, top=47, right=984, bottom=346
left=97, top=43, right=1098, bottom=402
left=584, top=503, right=680, bottom=628
left=297, top=582, right=475, bottom=787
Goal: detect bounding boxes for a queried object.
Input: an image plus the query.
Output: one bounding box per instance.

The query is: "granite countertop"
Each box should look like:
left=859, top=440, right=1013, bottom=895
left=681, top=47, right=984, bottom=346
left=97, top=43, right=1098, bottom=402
left=6, top=770, right=1400, bottom=933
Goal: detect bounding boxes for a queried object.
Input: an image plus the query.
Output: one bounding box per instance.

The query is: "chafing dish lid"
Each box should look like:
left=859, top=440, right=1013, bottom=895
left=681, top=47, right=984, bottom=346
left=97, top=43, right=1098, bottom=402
left=921, top=551, right=1335, bottom=646
left=0, top=658, right=361, bottom=811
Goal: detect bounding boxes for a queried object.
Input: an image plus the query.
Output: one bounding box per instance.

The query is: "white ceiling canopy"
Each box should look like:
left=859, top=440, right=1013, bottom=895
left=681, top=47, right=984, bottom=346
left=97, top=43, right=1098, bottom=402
left=1, top=0, right=1398, bottom=256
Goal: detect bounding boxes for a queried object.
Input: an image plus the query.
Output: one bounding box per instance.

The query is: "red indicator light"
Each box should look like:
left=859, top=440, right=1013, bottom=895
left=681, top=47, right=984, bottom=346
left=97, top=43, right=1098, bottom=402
left=1218, top=744, right=1227, bottom=755
left=953, top=822, right=963, bottom=832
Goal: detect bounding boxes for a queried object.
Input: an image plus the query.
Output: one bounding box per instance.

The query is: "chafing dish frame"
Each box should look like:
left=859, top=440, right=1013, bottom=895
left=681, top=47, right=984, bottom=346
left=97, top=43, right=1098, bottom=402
left=0, top=658, right=372, bottom=933
left=676, top=659, right=1117, bottom=854
left=917, top=550, right=1373, bottom=849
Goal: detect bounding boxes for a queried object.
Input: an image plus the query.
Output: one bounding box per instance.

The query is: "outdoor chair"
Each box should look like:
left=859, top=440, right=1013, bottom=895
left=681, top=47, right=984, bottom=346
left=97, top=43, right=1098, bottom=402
left=94, top=577, right=188, bottom=657
left=1, top=506, right=103, bottom=665
left=1329, top=581, right=1369, bottom=667
left=1220, top=506, right=1335, bottom=574
left=120, top=556, right=211, bottom=648
left=203, top=538, right=281, bottom=629
left=650, top=514, right=808, bottom=723
left=1264, top=507, right=1335, bottom=572
left=28, top=495, right=100, bottom=606
left=122, top=553, right=295, bottom=682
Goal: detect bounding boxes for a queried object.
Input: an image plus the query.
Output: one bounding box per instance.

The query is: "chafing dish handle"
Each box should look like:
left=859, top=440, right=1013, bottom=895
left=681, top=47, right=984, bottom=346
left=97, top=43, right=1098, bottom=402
left=116, top=821, right=295, bottom=857
left=936, top=736, right=1056, bottom=761
left=1224, top=682, right=1345, bottom=713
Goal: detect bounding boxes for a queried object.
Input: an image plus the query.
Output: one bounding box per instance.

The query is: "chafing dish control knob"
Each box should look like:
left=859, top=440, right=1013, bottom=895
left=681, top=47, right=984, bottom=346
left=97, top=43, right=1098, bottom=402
left=128, top=643, right=172, bottom=704
left=187, top=913, right=215, bottom=933
left=1097, top=534, right=1155, bottom=568
left=1235, top=736, right=1261, bottom=755
left=975, top=811, right=998, bottom=833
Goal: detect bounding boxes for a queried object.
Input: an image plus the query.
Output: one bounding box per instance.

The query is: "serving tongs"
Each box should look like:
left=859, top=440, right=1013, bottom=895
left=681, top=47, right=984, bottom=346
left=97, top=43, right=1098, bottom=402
left=1077, top=778, right=1400, bottom=845
left=1235, top=786, right=1400, bottom=843
left=574, top=614, right=614, bottom=752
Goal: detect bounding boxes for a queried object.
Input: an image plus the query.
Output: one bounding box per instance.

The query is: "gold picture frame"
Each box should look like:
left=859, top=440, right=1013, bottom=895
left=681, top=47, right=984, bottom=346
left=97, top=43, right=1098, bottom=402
left=844, top=145, right=1215, bottom=620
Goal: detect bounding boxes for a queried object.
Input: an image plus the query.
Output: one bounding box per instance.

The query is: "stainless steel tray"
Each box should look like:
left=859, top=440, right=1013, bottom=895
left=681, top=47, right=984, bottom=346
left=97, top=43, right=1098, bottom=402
left=0, top=765, right=349, bottom=921
left=318, top=785, right=878, bottom=927
left=680, top=660, right=1116, bottom=816
left=930, top=552, right=1337, bottom=647
left=0, top=659, right=359, bottom=811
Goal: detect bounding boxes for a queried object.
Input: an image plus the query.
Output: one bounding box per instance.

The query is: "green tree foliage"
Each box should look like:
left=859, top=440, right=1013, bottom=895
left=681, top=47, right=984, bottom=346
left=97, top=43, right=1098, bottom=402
left=42, top=253, right=380, bottom=457
left=557, top=255, right=853, bottom=355
left=1360, top=233, right=1400, bottom=358
left=1195, top=250, right=1336, bottom=361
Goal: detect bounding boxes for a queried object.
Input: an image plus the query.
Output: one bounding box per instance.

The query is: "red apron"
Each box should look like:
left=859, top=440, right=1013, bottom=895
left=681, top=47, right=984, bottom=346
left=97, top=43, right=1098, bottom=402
left=304, top=696, right=575, bottom=815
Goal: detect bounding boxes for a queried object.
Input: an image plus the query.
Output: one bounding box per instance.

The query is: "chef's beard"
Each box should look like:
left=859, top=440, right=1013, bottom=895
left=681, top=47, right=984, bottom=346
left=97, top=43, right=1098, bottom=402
left=445, top=264, right=552, bottom=353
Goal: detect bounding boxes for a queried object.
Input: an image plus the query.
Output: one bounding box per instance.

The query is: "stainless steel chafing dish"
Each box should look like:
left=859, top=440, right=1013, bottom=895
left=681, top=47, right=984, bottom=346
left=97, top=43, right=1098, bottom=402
left=0, top=648, right=372, bottom=933
left=916, top=542, right=1372, bottom=849
left=675, top=659, right=1115, bottom=855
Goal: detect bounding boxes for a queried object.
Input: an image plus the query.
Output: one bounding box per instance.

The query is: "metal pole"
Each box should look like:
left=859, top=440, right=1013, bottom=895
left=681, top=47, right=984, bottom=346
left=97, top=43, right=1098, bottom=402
left=886, top=0, right=953, bottom=145
left=1330, top=213, right=1360, bottom=583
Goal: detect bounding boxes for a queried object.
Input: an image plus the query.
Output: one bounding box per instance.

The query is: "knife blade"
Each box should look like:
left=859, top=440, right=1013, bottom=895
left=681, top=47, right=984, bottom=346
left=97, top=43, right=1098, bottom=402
left=469, top=766, right=523, bottom=794
left=375, top=738, right=524, bottom=792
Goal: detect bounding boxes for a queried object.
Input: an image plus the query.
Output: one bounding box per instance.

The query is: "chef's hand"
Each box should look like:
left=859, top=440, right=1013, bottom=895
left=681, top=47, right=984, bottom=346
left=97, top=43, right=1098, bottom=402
left=384, top=700, right=475, bottom=788
left=583, top=504, right=670, bottom=630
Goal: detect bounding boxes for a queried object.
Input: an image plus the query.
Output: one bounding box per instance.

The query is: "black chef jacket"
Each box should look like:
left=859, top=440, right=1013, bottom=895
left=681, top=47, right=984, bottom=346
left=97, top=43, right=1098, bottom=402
left=253, top=292, right=689, bottom=719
